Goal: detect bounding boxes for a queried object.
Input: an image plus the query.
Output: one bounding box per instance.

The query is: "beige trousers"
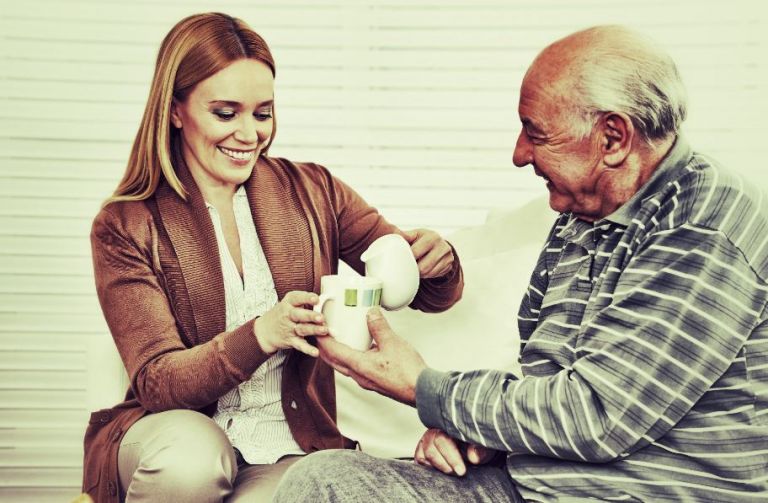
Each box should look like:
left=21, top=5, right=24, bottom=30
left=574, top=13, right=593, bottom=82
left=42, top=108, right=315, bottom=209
left=118, top=409, right=302, bottom=502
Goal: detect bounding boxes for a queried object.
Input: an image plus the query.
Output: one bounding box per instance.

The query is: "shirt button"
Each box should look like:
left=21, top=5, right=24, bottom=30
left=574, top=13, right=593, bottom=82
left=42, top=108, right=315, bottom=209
left=290, top=400, right=298, bottom=410
left=108, top=480, right=117, bottom=496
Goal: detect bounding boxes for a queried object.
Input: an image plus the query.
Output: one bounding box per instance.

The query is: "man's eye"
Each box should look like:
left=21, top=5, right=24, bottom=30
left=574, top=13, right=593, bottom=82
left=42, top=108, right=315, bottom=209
left=526, top=130, right=545, bottom=144
left=213, top=110, right=236, bottom=120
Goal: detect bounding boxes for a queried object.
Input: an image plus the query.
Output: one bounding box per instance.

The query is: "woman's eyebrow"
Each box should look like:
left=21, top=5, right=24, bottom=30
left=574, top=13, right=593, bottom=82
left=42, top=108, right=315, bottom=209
left=207, top=99, right=274, bottom=107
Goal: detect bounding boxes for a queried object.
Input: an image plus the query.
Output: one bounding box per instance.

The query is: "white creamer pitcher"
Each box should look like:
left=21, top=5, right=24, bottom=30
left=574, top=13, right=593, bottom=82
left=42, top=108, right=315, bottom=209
left=360, top=234, right=420, bottom=310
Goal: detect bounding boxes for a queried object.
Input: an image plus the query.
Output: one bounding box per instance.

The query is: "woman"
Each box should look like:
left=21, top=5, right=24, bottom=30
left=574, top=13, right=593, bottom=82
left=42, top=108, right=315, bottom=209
left=83, top=12, right=463, bottom=503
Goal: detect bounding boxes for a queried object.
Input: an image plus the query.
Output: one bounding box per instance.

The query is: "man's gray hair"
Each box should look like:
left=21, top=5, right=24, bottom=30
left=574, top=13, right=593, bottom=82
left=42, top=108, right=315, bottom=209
left=568, top=26, right=688, bottom=143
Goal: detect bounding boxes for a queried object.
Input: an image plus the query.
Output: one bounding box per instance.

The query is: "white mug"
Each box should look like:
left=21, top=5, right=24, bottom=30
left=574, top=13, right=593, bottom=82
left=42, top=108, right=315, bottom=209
left=313, top=275, right=383, bottom=351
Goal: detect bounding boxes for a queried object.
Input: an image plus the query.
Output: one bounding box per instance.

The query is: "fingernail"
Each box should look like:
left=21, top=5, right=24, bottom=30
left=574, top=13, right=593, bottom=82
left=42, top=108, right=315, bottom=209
left=315, top=314, right=323, bottom=323
left=455, top=465, right=466, bottom=476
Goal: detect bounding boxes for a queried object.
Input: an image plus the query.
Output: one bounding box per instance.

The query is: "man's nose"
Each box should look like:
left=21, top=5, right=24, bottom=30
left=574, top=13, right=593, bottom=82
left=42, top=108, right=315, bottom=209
left=512, top=130, right=532, bottom=167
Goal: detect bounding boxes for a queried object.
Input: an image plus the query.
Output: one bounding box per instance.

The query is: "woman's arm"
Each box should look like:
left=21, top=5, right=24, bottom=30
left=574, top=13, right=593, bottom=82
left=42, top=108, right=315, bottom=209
left=91, top=206, right=271, bottom=412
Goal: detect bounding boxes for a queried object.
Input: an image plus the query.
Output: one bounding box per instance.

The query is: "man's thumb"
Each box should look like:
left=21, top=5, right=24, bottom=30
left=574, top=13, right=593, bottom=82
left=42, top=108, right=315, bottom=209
left=366, top=308, right=391, bottom=344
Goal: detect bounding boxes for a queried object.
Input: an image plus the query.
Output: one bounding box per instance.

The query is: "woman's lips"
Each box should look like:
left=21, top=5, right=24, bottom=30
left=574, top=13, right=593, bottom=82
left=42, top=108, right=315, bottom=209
left=218, top=145, right=256, bottom=161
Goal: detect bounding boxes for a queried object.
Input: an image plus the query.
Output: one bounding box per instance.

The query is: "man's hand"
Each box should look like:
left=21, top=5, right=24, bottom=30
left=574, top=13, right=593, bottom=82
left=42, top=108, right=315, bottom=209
left=316, top=308, right=427, bottom=406
left=401, top=228, right=454, bottom=279
left=414, top=428, right=500, bottom=477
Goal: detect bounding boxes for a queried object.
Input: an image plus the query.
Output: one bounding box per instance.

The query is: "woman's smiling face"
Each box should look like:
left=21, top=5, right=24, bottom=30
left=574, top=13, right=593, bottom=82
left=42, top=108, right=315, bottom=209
left=171, top=58, right=275, bottom=194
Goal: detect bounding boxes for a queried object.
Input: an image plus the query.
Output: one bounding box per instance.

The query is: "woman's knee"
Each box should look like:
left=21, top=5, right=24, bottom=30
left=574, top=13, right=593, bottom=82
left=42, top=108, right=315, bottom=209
left=120, top=410, right=236, bottom=500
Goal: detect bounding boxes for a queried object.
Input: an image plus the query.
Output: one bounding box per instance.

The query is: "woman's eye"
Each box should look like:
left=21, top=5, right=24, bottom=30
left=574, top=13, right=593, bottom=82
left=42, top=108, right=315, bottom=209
left=213, top=110, right=236, bottom=120
left=255, top=110, right=273, bottom=121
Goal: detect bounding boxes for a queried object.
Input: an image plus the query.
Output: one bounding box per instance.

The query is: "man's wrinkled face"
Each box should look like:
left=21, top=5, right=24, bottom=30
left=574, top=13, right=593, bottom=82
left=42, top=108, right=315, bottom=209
left=512, top=69, right=607, bottom=222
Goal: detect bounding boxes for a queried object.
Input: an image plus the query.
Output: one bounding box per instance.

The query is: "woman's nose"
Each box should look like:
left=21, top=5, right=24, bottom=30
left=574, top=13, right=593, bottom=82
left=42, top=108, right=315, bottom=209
left=233, top=116, right=261, bottom=144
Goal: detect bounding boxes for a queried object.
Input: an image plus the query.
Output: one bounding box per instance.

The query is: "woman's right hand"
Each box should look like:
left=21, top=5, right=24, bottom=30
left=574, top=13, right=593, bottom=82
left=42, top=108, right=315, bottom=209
left=253, top=291, right=327, bottom=357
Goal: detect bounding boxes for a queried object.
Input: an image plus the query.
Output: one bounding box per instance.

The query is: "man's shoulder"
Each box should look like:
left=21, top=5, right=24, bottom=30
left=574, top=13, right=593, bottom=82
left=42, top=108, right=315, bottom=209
left=649, top=152, right=768, bottom=276
left=686, top=152, right=765, bottom=229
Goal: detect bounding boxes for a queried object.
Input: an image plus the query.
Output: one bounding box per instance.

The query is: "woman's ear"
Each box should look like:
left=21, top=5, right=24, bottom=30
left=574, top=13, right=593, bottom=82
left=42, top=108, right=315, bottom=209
left=170, top=99, right=183, bottom=129
left=601, top=112, right=633, bottom=167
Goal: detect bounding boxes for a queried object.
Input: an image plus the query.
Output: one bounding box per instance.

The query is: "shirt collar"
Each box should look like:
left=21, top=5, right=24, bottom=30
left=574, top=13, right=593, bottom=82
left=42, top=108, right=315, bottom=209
left=599, top=134, right=693, bottom=227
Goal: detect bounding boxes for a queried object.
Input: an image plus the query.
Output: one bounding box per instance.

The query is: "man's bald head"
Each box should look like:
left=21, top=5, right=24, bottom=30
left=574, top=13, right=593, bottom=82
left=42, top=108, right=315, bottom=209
left=525, top=25, right=688, bottom=144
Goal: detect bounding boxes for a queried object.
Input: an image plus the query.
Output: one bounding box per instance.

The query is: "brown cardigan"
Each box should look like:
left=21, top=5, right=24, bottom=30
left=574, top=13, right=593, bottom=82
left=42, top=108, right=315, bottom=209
left=83, top=156, right=463, bottom=501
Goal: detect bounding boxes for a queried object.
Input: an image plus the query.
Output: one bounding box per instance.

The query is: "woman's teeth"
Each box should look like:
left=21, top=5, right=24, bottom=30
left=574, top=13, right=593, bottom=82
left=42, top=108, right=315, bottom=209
left=219, top=146, right=255, bottom=160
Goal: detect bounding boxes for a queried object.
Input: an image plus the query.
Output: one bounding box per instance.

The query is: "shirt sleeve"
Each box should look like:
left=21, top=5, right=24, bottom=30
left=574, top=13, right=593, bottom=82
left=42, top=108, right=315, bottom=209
left=415, top=223, right=766, bottom=462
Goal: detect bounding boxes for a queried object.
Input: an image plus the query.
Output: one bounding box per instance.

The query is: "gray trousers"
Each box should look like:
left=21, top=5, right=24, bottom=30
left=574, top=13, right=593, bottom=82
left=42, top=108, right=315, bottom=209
left=118, top=409, right=301, bottom=502
left=272, top=449, right=523, bottom=503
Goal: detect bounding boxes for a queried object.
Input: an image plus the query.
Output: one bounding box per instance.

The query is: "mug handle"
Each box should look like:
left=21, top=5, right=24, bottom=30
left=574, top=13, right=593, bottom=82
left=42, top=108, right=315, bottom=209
left=313, top=293, right=334, bottom=314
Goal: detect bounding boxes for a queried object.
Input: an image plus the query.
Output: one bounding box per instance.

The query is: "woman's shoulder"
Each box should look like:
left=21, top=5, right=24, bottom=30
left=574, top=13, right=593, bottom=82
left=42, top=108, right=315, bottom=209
left=91, top=198, right=154, bottom=243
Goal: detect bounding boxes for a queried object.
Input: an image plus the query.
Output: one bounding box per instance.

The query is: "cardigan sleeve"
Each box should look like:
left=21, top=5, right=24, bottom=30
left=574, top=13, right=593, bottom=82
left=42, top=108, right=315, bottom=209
left=91, top=205, right=272, bottom=412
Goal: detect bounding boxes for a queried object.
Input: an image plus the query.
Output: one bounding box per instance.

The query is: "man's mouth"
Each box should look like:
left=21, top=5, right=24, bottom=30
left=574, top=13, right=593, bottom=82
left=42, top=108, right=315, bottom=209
left=534, top=168, right=551, bottom=183
left=218, top=146, right=256, bottom=161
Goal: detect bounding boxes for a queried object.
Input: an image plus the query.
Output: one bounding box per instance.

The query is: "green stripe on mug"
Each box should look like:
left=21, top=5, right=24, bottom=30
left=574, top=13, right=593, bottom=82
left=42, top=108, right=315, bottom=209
left=373, top=288, right=382, bottom=306
left=344, top=289, right=357, bottom=306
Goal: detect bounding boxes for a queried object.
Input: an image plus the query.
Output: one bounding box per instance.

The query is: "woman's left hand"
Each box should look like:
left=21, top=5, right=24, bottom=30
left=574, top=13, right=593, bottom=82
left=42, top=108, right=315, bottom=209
left=401, top=229, right=454, bottom=279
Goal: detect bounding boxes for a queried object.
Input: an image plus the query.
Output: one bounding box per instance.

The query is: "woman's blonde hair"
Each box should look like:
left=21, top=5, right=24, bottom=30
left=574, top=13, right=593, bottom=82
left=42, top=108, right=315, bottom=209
left=106, top=12, right=276, bottom=205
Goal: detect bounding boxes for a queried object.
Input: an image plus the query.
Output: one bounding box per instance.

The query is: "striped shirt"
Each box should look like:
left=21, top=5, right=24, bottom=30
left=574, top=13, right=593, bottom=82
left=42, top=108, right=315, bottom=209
left=209, top=186, right=305, bottom=464
left=417, top=137, right=768, bottom=502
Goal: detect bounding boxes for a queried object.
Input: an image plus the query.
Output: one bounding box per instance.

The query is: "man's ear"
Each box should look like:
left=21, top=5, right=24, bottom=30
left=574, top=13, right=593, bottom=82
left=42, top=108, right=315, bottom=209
left=170, top=99, right=183, bottom=129
left=600, top=112, right=633, bottom=167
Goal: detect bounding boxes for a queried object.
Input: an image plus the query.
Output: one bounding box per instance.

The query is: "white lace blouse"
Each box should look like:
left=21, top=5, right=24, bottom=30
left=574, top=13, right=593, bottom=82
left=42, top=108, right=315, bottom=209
left=208, top=186, right=304, bottom=464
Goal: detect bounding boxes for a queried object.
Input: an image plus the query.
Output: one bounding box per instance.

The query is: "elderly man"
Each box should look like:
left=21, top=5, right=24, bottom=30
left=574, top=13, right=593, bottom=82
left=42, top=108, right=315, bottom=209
left=274, top=25, right=768, bottom=502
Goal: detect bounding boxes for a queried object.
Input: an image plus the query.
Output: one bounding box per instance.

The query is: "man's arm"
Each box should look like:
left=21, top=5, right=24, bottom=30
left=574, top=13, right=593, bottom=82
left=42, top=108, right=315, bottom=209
left=416, top=224, right=764, bottom=461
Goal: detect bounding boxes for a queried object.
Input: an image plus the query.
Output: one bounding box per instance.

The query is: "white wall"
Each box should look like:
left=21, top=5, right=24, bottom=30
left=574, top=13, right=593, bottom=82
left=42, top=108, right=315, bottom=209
left=1, top=0, right=766, bottom=500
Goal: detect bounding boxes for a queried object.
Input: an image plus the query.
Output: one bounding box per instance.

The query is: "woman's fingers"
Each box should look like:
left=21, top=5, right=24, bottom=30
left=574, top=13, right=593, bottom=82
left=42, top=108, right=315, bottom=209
left=404, top=228, right=454, bottom=279
left=417, top=248, right=453, bottom=278
left=290, top=307, right=324, bottom=325
left=283, top=290, right=320, bottom=307
left=293, top=322, right=328, bottom=337
left=288, top=306, right=328, bottom=337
